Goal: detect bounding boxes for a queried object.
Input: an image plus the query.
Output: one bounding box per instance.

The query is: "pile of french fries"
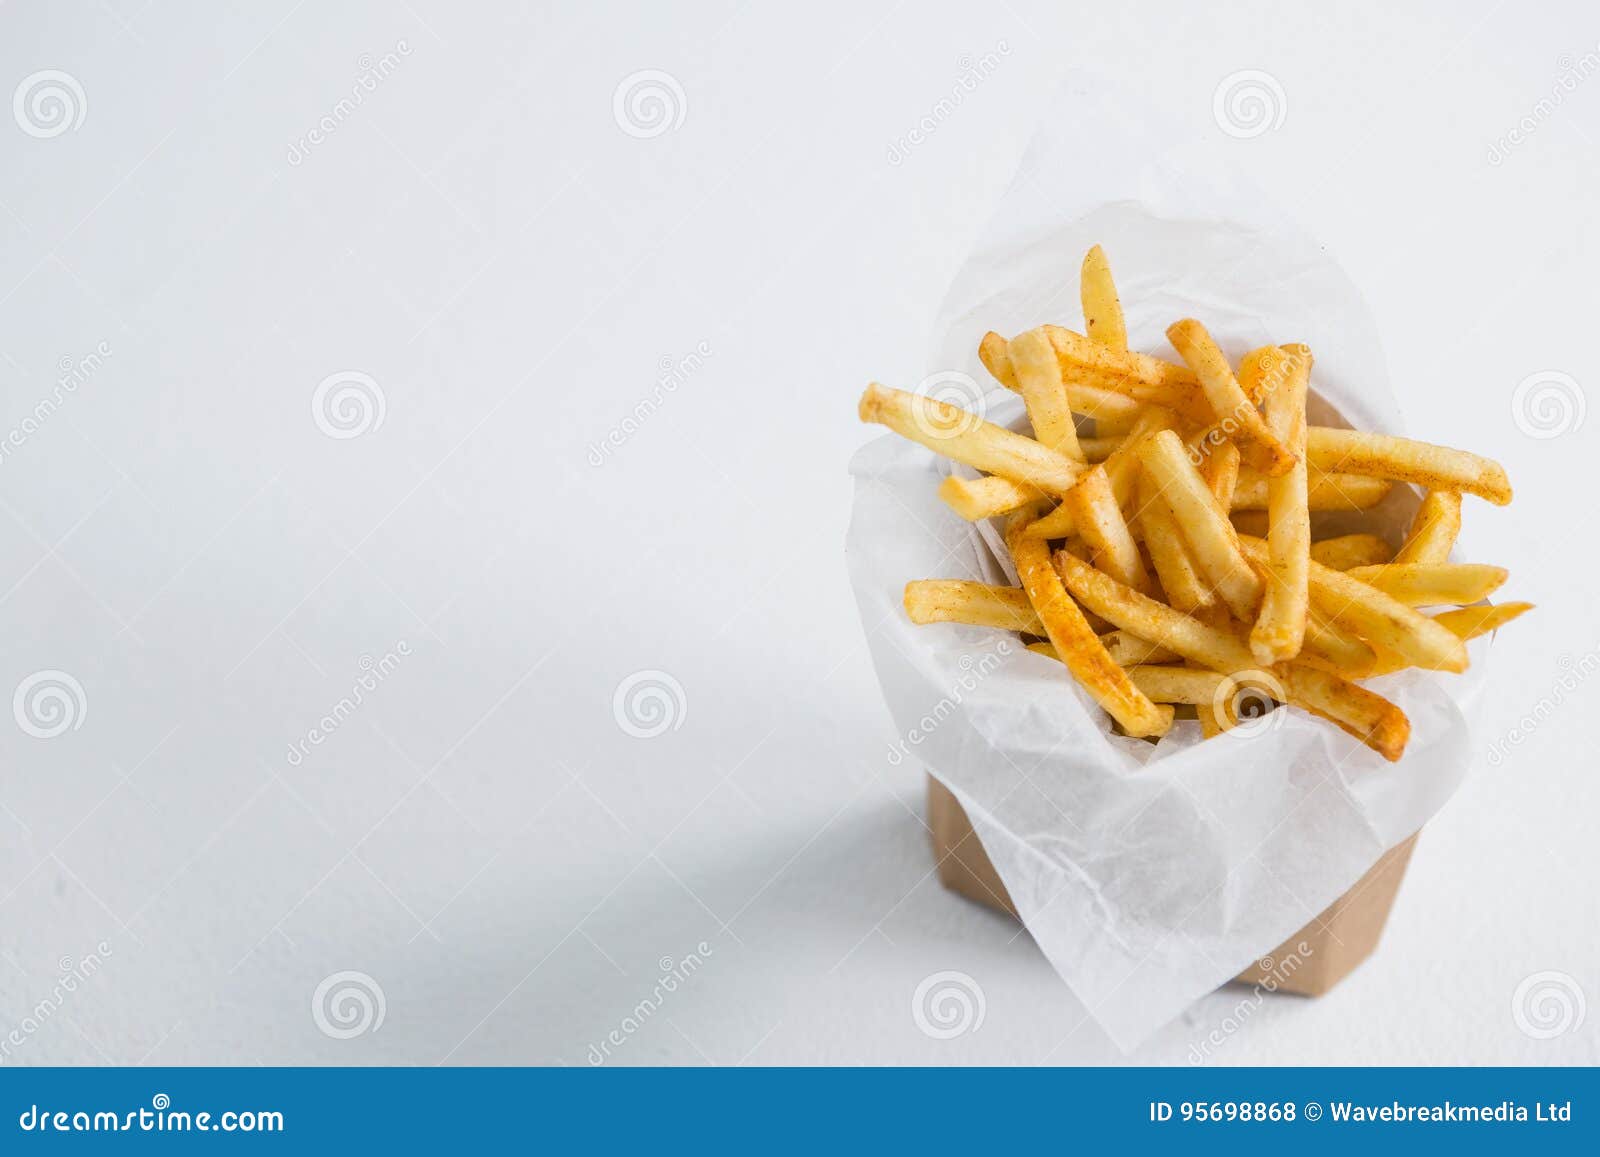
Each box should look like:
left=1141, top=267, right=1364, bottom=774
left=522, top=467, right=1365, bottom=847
left=859, top=246, right=1530, bottom=762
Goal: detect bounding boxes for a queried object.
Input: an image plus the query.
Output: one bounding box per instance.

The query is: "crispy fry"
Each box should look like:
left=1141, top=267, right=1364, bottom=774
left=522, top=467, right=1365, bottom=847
left=1040, top=326, right=1209, bottom=419
left=1100, top=630, right=1182, bottom=666
left=904, top=580, right=1043, bottom=634
left=1077, top=434, right=1126, bottom=462
left=859, top=383, right=1084, bottom=496
left=1052, top=548, right=1257, bottom=673
left=1306, top=428, right=1512, bottom=505
left=1251, top=343, right=1313, bottom=664
left=1165, top=319, right=1296, bottom=475
left=1393, top=490, right=1462, bottom=564
left=1239, top=536, right=1468, bottom=672
left=1007, top=513, right=1172, bottom=737
left=1310, top=534, right=1393, bottom=570
left=1368, top=602, right=1534, bottom=675
left=1277, top=663, right=1410, bottom=762
left=1135, top=468, right=1216, bottom=614
left=1127, top=665, right=1227, bottom=704
left=1232, top=469, right=1392, bottom=511
left=1010, top=327, right=1082, bottom=459
left=1064, top=465, right=1149, bottom=591
left=1237, top=344, right=1292, bottom=405
left=1196, top=699, right=1225, bottom=738
left=1199, top=440, right=1242, bottom=508
left=1301, top=606, right=1378, bottom=678
left=937, top=474, right=1046, bottom=521
left=1345, top=563, right=1508, bottom=608
left=1080, top=244, right=1127, bottom=351
left=1139, top=429, right=1262, bottom=620
left=1027, top=407, right=1179, bottom=539
left=978, top=331, right=1149, bottom=425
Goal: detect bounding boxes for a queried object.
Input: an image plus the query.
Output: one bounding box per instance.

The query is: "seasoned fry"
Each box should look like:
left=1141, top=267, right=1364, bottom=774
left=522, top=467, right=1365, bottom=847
left=1199, top=439, right=1242, bottom=508
left=1139, top=430, right=1262, bottom=620
left=1237, top=344, right=1293, bottom=405
left=1010, top=327, right=1082, bottom=458
left=978, top=331, right=1149, bottom=424
left=1128, top=665, right=1227, bottom=704
left=1368, top=602, right=1534, bottom=675
left=1251, top=343, right=1313, bottom=665
left=1166, top=319, right=1295, bottom=475
left=1064, top=465, right=1149, bottom=591
left=1041, top=326, right=1209, bottom=419
left=1310, top=534, right=1393, bottom=571
left=1277, top=663, right=1410, bottom=762
left=1052, top=548, right=1257, bottom=673
left=1027, top=407, right=1179, bottom=539
left=1007, top=513, right=1172, bottom=737
left=1239, top=536, right=1468, bottom=672
left=1301, top=606, right=1378, bottom=678
left=1345, top=563, right=1509, bottom=608
left=859, top=383, right=1084, bottom=495
left=1306, top=428, right=1512, bottom=505
left=904, top=580, right=1042, bottom=634
left=1077, top=434, right=1126, bottom=462
left=1136, top=468, right=1216, bottom=614
left=1100, top=630, right=1182, bottom=666
left=1232, top=470, right=1392, bottom=511
left=1080, top=244, right=1127, bottom=351
left=1393, top=490, right=1462, bottom=564
left=938, top=473, right=1046, bottom=521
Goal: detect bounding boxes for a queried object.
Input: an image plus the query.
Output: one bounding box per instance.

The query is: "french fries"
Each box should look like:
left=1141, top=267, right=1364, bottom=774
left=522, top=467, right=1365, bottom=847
left=1007, top=512, right=1172, bottom=738
left=1344, top=563, right=1508, bottom=608
left=1166, top=319, right=1296, bottom=475
left=1081, top=244, right=1127, bottom=351
left=1393, top=490, right=1462, bottom=564
left=859, top=383, right=1084, bottom=496
left=862, top=243, right=1530, bottom=764
left=1250, top=344, right=1312, bottom=665
left=1305, top=428, right=1512, bottom=505
left=1139, top=430, right=1262, bottom=620
left=1310, top=534, right=1393, bottom=571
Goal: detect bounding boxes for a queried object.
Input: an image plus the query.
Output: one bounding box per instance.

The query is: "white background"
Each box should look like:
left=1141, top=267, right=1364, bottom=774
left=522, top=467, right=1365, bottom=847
left=0, top=0, right=1596, bottom=1065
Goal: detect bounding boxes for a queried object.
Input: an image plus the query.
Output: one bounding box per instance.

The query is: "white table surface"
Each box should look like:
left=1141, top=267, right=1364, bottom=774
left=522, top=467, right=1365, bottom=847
left=0, top=0, right=1596, bottom=1065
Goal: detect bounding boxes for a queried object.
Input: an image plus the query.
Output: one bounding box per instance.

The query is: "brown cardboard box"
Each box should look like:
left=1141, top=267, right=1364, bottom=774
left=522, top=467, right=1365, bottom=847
left=927, top=776, right=1417, bottom=996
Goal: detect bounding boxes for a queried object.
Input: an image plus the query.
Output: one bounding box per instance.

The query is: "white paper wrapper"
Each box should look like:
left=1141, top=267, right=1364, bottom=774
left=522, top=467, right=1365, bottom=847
left=846, top=77, right=1492, bottom=1049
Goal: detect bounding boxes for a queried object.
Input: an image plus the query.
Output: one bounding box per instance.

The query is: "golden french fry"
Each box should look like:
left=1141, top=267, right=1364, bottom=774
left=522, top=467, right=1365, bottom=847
left=1135, top=468, right=1216, bottom=614
left=1029, top=634, right=1181, bottom=669
left=1393, top=490, right=1462, bottom=564
left=1368, top=602, right=1534, bottom=675
left=1127, top=665, right=1227, bottom=704
left=1300, top=606, right=1378, bottom=678
left=1231, top=470, right=1392, bottom=511
left=1025, top=408, right=1178, bottom=539
left=1305, top=428, right=1511, bottom=505
left=978, top=331, right=1148, bottom=425
left=1238, top=344, right=1290, bottom=405
left=1080, top=244, right=1127, bottom=351
left=1310, top=534, right=1393, bottom=571
left=1139, top=429, right=1262, bottom=620
left=1165, top=319, right=1296, bottom=475
left=938, top=474, right=1046, bottom=521
left=1063, top=465, right=1149, bottom=592
left=859, top=383, right=1084, bottom=496
left=1199, top=440, right=1242, bottom=508
left=1277, top=663, right=1410, bottom=762
left=1239, top=536, right=1468, bottom=672
left=1196, top=699, right=1225, bottom=738
left=1345, top=563, right=1508, bottom=608
left=1251, top=343, right=1313, bottom=665
left=1010, top=327, right=1082, bottom=459
left=1052, top=548, right=1257, bottom=673
left=904, top=580, right=1042, bottom=634
left=1007, top=513, right=1172, bottom=737
left=1077, top=434, right=1126, bottom=462
left=1040, top=326, right=1209, bottom=420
